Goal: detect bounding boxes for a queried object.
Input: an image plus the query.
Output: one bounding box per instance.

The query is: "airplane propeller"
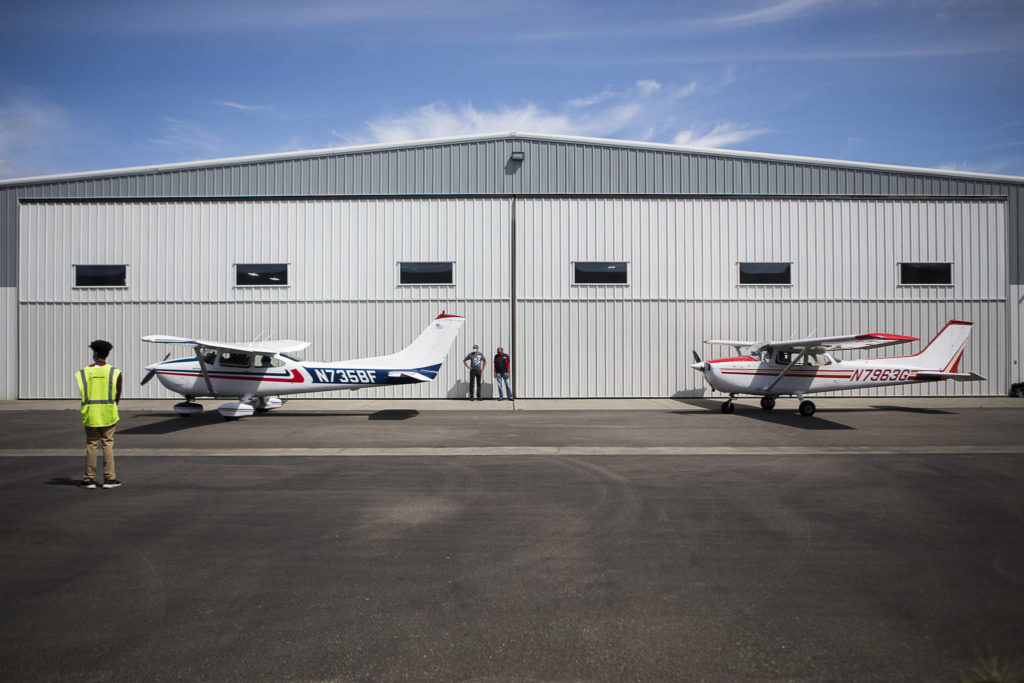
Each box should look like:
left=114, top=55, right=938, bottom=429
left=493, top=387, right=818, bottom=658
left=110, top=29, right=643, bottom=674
left=692, top=350, right=701, bottom=364
left=690, top=350, right=707, bottom=371
left=140, top=352, right=171, bottom=386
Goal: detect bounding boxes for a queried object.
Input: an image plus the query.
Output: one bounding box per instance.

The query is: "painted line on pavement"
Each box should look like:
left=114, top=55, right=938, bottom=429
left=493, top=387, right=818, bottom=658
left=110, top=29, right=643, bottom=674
left=2, top=445, right=1023, bottom=458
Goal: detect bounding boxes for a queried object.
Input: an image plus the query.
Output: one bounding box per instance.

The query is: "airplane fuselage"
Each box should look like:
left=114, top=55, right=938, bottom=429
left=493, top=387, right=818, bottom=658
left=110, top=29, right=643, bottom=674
left=701, top=356, right=942, bottom=396
left=149, top=356, right=441, bottom=398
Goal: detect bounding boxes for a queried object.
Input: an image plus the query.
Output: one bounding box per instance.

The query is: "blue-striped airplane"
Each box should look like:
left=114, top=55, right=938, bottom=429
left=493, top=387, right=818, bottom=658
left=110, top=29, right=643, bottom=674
left=141, top=312, right=465, bottom=418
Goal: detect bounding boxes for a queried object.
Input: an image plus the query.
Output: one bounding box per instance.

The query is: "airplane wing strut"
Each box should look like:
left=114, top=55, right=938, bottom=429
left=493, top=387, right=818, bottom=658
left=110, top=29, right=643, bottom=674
left=764, top=348, right=810, bottom=394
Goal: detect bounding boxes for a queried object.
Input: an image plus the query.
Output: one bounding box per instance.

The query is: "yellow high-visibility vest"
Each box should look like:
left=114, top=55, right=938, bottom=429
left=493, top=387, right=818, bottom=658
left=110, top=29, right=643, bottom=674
left=76, top=365, right=121, bottom=427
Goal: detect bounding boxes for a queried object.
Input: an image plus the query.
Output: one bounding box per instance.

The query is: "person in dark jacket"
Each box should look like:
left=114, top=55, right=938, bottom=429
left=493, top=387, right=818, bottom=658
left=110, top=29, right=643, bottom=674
left=493, top=346, right=512, bottom=400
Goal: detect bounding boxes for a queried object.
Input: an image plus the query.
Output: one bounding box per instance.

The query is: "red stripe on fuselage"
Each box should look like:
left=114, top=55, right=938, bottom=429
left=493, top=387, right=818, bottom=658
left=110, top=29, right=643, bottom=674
left=156, top=368, right=305, bottom=383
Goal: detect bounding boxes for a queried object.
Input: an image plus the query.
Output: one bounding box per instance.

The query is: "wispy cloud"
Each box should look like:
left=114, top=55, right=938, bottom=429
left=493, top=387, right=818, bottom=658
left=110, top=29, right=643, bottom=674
left=213, top=100, right=268, bottom=112
left=937, top=158, right=1020, bottom=175
left=149, top=118, right=228, bottom=159
left=15, top=0, right=503, bottom=33
left=673, top=123, right=770, bottom=148
left=344, top=75, right=766, bottom=151
left=707, top=0, right=831, bottom=27
left=0, top=91, right=73, bottom=179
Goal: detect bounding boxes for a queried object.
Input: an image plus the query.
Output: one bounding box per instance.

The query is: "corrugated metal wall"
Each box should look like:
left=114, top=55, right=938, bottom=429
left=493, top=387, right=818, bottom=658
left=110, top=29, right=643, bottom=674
left=514, top=197, right=1007, bottom=398
left=18, top=199, right=510, bottom=399
left=3, top=133, right=1023, bottom=399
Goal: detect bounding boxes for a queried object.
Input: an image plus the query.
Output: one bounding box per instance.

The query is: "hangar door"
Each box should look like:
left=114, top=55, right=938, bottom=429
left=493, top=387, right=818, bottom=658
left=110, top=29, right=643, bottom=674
left=512, top=197, right=1007, bottom=398
left=18, top=198, right=511, bottom=399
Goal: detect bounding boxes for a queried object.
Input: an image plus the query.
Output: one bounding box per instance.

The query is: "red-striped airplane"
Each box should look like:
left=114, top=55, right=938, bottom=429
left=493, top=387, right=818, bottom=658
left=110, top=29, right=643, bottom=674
left=691, top=319, right=984, bottom=416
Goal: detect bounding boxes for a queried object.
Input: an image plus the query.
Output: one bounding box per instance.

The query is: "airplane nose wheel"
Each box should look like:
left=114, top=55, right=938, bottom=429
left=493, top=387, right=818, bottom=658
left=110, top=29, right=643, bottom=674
left=798, top=400, right=816, bottom=417
left=760, top=396, right=776, bottom=411
left=721, top=396, right=736, bottom=414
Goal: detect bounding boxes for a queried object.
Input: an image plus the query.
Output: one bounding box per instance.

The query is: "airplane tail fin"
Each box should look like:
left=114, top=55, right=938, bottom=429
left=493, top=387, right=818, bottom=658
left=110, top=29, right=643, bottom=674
left=908, top=319, right=975, bottom=372
left=365, top=312, right=466, bottom=372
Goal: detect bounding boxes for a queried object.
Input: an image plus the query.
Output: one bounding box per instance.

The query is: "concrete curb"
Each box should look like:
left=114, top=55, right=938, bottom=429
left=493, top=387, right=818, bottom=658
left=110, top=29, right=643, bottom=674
left=2, top=397, right=1022, bottom=412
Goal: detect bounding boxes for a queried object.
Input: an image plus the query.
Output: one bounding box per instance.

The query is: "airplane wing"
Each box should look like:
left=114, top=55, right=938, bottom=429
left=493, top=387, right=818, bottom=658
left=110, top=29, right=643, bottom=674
left=141, top=335, right=311, bottom=355
left=765, top=333, right=919, bottom=354
left=704, top=339, right=758, bottom=353
left=704, top=332, right=919, bottom=356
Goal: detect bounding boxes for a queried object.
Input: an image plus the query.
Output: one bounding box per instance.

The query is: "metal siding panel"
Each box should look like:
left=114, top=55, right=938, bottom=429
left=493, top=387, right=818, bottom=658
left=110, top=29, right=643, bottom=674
left=17, top=300, right=506, bottom=399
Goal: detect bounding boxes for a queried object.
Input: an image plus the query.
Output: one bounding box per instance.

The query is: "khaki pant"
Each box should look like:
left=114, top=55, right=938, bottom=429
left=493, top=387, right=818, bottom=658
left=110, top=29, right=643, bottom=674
left=84, top=424, right=117, bottom=481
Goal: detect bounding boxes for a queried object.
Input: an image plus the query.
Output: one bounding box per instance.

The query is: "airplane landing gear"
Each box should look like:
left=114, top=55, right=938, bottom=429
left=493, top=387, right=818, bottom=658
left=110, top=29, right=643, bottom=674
left=721, top=395, right=736, bottom=414
left=760, top=396, right=776, bottom=411
left=799, top=400, right=816, bottom=417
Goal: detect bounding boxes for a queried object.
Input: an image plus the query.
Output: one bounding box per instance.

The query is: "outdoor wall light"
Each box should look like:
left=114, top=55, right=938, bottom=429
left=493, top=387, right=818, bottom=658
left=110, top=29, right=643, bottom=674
left=509, top=151, right=525, bottom=161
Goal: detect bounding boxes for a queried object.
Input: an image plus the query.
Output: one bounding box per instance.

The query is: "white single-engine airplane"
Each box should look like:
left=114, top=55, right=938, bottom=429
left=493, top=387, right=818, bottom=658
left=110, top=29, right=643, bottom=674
left=691, top=319, right=984, bottom=416
left=141, top=312, right=465, bottom=419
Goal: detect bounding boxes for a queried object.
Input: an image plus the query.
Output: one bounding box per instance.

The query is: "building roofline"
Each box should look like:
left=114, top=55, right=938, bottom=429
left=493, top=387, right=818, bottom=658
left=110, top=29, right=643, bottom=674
left=2, top=131, right=1022, bottom=187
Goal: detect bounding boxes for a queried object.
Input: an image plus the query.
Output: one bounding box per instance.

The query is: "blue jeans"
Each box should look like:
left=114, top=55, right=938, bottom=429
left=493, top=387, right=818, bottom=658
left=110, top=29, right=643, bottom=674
left=495, top=372, right=512, bottom=399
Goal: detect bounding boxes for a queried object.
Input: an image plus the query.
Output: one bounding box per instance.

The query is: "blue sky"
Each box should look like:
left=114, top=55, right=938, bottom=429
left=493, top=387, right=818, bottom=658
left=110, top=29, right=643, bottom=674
left=1, top=0, right=1023, bottom=179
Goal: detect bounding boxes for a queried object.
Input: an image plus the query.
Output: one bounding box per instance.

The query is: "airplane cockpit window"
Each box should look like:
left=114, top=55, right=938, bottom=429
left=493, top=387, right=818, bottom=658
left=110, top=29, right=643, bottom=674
left=808, top=354, right=833, bottom=366
left=220, top=352, right=251, bottom=367
left=776, top=351, right=792, bottom=365
left=257, top=355, right=287, bottom=368
left=202, top=351, right=217, bottom=365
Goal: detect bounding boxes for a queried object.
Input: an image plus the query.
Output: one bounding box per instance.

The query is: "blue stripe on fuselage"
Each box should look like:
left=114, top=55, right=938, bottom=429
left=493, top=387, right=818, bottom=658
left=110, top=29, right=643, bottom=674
left=304, top=363, right=441, bottom=385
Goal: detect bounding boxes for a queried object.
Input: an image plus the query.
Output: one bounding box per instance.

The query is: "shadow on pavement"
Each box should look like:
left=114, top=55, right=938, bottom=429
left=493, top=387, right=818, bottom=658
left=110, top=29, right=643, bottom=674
left=117, top=412, right=228, bottom=435
left=367, top=410, right=420, bottom=421
left=671, top=407, right=855, bottom=431
left=120, top=408, right=421, bottom=434
left=871, top=405, right=955, bottom=415
left=47, top=478, right=82, bottom=486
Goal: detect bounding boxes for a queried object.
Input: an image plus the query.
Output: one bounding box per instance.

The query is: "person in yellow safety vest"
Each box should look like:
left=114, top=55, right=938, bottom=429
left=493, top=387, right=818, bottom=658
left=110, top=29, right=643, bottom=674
left=76, top=340, right=123, bottom=489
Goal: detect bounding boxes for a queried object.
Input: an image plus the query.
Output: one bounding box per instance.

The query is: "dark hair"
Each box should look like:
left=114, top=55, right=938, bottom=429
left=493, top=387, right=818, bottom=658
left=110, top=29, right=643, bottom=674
left=89, top=339, right=113, bottom=358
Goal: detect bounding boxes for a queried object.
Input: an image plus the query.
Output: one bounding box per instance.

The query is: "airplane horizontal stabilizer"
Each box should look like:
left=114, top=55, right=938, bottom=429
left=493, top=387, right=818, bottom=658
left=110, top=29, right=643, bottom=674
left=915, top=371, right=986, bottom=382
left=386, top=371, right=432, bottom=384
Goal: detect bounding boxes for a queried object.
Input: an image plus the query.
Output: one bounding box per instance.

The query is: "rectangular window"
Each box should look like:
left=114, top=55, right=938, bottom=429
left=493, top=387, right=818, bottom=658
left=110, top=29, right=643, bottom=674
left=900, top=262, right=952, bottom=285
left=236, top=263, right=288, bottom=286
left=399, top=261, right=454, bottom=285
left=573, top=261, right=628, bottom=285
left=75, top=264, right=127, bottom=287
left=739, top=262, right=791, bottom=285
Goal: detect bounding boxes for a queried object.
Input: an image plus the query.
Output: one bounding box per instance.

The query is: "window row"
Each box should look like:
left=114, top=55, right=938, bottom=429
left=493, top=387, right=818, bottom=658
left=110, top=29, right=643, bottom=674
left=735, top=261, right=953, bottom=286
left=72, top=260, right=956, bottom=288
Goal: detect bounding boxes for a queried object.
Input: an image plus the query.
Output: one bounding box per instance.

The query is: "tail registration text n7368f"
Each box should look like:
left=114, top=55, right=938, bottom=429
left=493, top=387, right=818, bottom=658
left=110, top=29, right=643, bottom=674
left=141, top=312, right=465, bottom=419
left=691, top=319, right=984, bottom=416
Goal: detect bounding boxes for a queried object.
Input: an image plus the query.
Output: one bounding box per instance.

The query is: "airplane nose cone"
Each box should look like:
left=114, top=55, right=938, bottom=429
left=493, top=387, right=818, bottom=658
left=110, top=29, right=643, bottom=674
left=690, top=361, right=707, bottom=371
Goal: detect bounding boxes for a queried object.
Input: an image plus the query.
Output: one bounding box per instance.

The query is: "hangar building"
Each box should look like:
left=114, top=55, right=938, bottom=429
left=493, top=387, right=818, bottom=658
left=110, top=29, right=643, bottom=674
left=2, top=133, right=1022, bottom=400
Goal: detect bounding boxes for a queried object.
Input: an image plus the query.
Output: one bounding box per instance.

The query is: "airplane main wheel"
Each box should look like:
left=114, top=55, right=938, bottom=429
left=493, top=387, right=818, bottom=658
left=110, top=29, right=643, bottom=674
left=760, top=397, right=776, bottom=411
left=721, top=401, right=735, bottom=414
left=798, top=400, right=816, bottom=417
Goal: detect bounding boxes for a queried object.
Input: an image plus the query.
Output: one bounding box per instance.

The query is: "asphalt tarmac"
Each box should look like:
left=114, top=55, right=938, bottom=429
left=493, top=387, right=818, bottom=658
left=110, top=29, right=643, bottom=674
left=1, top=401, right=1023, bottom=681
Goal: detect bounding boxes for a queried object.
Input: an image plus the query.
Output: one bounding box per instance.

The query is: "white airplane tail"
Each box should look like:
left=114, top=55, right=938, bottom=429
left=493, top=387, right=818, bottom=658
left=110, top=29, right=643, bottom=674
left=908, top=319, right=974, bottom=372
left=360, top=312, right=466, bottom=371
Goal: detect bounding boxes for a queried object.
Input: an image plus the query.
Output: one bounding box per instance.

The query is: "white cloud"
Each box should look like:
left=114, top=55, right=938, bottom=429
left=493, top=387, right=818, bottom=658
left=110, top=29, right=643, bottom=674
left=350, top=77, right=757, bottom=149
left=149, top=118, right=228, bottom=159
left=360, top=102, right=575, bottom=144
left=708, top=0, right=832, bottom=27
left=214, top=101, right=267, bottom=112
left=636, top=79, right=661, bottom=96
left=0, top=92, right=73, bottom=179
left=673, top=123, right=770, bottom=148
